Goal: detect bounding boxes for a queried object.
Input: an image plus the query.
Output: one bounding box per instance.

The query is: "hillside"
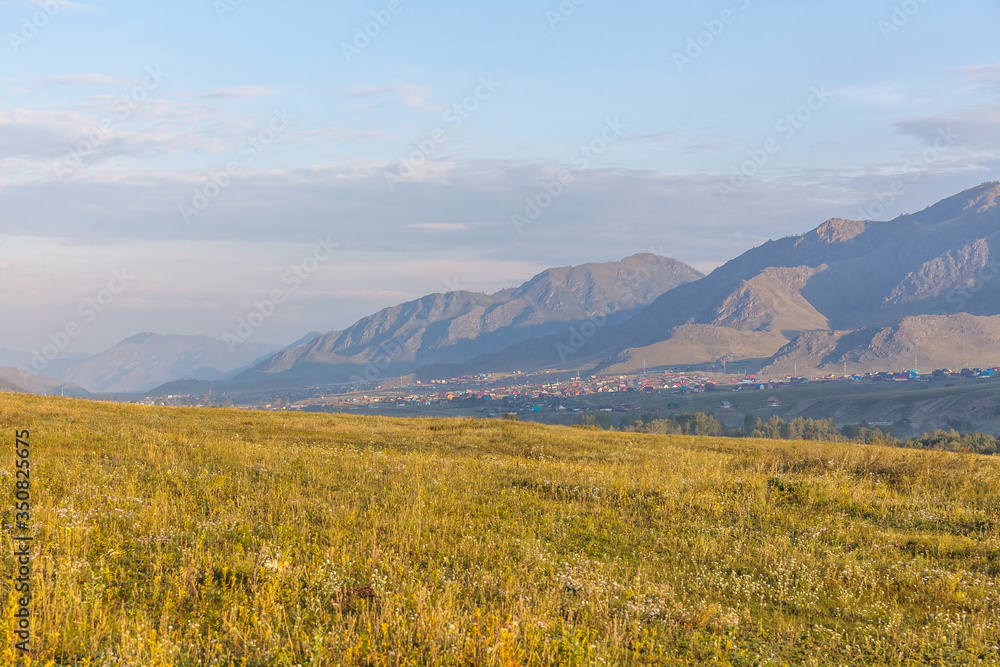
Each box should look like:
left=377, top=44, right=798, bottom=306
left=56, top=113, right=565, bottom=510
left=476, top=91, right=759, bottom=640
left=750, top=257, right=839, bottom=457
left=1, top=393, right=997, bottom=664
left=445, top=182, right=1000, bottom=378
left=761, top=313, right=1000, bottom=376
left=233, top=254, right=702, bottom=386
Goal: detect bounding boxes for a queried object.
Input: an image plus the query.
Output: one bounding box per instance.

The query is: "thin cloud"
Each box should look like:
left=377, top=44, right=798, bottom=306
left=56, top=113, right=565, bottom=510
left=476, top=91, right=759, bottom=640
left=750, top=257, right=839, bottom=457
left=408, top=223, right=469, bottom=232
left=190, top=86, right=278, bottom=99
left=684, top=138, right=733, bottom=153
left=343, top=83, right=440, bottom=113
left=895, top=105, right=1000, bottom=151
left=628, top=132, right=676, bottom=143
left=833, top=81, right=905, bottom=107
left=40, top=74, right=132, bottom=87
left=955, top=62, right=1000, bottom=93
left=22, top=0, right=95, bottom=10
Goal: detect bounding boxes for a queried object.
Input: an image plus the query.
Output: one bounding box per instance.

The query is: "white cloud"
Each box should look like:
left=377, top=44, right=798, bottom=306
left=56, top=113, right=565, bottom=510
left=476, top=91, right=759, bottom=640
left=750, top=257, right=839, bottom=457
left=40, top=74, right=133, bottom=87
left=833, top=81, right=905, bottom=107
left=408, top=223, right=470, bottom=232
left=684, top=138, right=733, bottom=153
left=956, top=62, right=1000, bottom=92
left=343, top=83, right=441, bottom=113
left=0, top=99, right=297, bottom=168
left=895, top=105, right=1000, bottom=152
left=190, top=86, right=278, bottom=99
left=628, top=132, right=676, bottom=143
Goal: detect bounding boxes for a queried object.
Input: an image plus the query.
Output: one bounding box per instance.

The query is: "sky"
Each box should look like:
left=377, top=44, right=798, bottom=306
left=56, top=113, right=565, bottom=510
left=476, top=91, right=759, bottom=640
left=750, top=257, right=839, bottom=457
left=1, top=0, right=999, bottom=358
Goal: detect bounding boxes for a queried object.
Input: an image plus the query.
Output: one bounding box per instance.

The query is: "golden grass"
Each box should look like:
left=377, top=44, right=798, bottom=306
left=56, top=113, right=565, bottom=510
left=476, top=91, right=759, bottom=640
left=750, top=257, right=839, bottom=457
left=1, top=392, right=998, bottom=665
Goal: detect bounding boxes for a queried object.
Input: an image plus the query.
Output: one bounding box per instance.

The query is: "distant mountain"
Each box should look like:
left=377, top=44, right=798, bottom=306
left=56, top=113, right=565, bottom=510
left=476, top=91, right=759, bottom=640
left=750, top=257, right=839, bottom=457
left=0, top=367, right=89, bottom=396
left=231, top=254, right=703, bottom=386
left=440, top=182, right=1000, bottom=377
left=57, top=333, right=281, bottom=393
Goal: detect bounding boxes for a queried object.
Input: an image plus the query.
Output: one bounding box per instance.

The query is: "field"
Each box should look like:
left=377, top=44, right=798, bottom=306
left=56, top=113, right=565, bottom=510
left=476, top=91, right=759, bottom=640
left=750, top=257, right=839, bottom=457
left=1, top=393, right=999, bottom=665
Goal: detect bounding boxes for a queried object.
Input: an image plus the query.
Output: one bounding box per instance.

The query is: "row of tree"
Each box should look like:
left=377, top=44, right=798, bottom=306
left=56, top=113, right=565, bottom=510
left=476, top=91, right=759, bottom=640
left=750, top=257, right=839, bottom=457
left=576, top=412, right=999, bottom=455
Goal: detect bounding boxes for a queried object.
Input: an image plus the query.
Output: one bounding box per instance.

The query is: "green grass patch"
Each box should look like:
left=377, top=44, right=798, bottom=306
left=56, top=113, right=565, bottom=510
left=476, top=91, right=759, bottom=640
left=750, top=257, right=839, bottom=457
left=0, top=393, right=998, bottom=665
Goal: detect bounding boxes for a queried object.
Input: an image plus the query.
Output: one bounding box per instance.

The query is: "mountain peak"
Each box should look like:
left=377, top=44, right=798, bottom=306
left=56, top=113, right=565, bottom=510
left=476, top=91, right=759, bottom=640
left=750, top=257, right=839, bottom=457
left=813, top=218, right=867, bottom=243
left=123, top=332, right=158, bottom=344
left=237, top=254, right=703, bottom=384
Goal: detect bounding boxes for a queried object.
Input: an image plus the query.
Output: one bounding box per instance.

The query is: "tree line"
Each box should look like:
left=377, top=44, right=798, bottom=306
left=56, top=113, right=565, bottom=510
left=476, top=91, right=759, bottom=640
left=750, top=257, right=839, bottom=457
left=575, top=412, right=999, bottom=455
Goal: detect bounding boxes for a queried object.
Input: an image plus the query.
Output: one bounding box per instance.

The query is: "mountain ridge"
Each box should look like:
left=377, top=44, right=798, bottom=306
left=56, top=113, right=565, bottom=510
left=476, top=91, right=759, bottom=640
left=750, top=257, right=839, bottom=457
left=409, top=181, right=1000, bottom=380
left=232, top=253, right=704, bottom=386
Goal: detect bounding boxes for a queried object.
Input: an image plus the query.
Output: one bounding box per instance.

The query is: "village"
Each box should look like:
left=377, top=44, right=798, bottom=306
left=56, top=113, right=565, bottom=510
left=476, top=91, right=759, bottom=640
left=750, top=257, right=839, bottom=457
left=144, top=365, right=1000, bottom=433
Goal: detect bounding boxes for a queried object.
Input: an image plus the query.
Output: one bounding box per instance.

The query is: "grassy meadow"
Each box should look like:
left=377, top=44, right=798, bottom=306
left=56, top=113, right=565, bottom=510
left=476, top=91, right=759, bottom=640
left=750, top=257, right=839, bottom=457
left=1, top=393, right=999, bottom=665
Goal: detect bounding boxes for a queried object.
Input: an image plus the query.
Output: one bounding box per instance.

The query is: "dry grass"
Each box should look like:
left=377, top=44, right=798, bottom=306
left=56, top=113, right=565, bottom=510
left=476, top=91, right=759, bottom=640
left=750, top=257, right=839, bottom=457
left=0, top=393, right=998, bottom=665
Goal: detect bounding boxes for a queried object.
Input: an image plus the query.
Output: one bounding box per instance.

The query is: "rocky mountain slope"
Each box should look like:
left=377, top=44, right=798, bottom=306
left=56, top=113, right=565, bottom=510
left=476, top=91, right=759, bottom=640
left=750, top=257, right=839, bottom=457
left=439, top=182, right=1000, bottom=377
left=232, top=254, right=703, bottom=386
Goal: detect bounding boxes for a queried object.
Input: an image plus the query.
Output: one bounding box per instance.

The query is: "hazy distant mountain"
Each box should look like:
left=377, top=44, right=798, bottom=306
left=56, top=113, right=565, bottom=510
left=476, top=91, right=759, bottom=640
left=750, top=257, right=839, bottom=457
left=441, top=182, right=1000, bottom=377
left=231, top=254, right=703, bottom=386
left=0, top=367, right=88, bottom=396
left=58, top=333, right=281, bottom=393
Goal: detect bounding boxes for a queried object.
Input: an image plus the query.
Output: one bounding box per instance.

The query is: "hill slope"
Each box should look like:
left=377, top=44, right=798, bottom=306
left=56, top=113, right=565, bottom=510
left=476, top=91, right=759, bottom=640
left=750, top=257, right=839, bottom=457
left=233, top=254, right=702, bottom=386
left=0, top=393, right=996, bottom=664
left=448, top=182, right=1000, bottom=377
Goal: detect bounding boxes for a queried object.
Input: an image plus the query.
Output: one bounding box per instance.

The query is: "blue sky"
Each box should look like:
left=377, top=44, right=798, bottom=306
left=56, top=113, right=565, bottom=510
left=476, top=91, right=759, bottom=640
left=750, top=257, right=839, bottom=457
left=1, top=0, right=999, bottom=356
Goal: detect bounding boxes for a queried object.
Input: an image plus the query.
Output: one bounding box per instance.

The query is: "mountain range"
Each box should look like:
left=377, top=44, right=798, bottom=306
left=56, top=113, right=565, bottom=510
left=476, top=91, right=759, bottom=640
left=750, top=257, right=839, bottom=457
left=7, top=181, right=1000, bottom=396
left=455, top=181, right=1000, bottom=378
left=12, top=334, right=281, bottom=394
left=230, top=253, right=703, bottom=388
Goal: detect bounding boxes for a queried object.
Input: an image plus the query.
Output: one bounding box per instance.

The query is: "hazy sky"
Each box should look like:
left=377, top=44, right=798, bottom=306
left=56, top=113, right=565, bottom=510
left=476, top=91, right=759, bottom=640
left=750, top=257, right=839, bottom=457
left=2, top=0, right=999, bottom=355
